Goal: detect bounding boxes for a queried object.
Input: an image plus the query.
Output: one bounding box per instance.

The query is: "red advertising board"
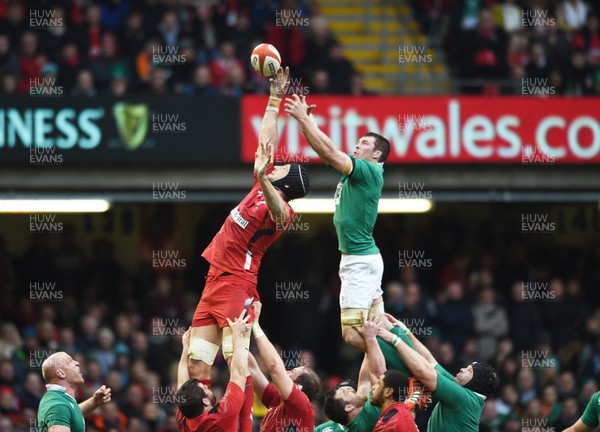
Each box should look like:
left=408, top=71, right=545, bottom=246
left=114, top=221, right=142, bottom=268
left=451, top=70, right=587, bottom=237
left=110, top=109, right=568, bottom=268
left=241, top=96, right=600, bottom=164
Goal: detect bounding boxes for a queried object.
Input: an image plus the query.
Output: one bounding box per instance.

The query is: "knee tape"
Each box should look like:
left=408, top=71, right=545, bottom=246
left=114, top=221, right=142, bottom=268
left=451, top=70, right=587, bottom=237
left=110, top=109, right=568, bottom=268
left=188, top=336, right=219, bottom=365
left=222, top=327, right=251, bottom=359
left=369, top=301, right=385, bottom=320
left=340, top=308, right=369, bottom=329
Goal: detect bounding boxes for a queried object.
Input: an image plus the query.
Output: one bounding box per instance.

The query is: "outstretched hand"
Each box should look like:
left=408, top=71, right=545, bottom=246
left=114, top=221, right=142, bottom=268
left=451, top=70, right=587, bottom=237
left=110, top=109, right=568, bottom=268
left=254, top=140, right=272, bottom=177
left=270, top=66, right=290, bottom=98
left=226, top=309, right=251, bottom=337
left=284, top=94, right=316, bottom=123
left=353, top=312, right=379, bottom=340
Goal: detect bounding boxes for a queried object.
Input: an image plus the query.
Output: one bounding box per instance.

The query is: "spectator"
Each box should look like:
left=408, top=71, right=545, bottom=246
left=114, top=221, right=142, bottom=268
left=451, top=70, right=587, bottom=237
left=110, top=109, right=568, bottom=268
left=91, top=327, right=117, bottom=378
left=57, top=42, right=84, bottom=92
left=460, top=8, right=509, bottom=94
left=93, top=401, right=127, bottom=431
left=101, top=0, right=130, bottom=31
left=508, top=281, right=542, bottom=352
left=77, top=4, right=106, bottom=61
left=507, top=32, right=529, bottom=67
left=324, top=42, right=354, bottom=94
left=119, top=11, right=147, bottom=59
left=17, top=373, right=42, bottom=410
left=154, top=11, right=182, bottom=49
left=0, top=70, right=17, bottom=95
left=16, top=31, right=42, bottom=94
left=493, top=0, right=522, bottom=34
left=304, top=16, right=337, bottom=70
left=563, top=0, right=589, bottom=31
left=0, top=4, right=25, bottom=48
left=0, top=34, right=18, bottom=75
left=182, top=65, right=219, bottom=96
left=555, top=397, right=580, bottom=430
left=144, top=67, right=170, bottom=95
left=541, top=384, right=561, bottom=425
left=89, top=32, right=127, bottom=91
left=208, top=41, right=244, bottom=88
left=436, top=281, right=474, bottom=354
left=495, top=384, right=521, bottom=425
left=309, top=69, right=331, bottom=94
left=525, top=42, right=552, bottom=80
left=106, top=75, right=128, bottom=96
left=572, top=13, right=600, bottom=65
left=472, top=286, right=509, bottom=362
left=516, top=368, right=537, bottom=405
left=558, top=371, right=578, bottom=400
left=38, top=6, right=71, bottom=62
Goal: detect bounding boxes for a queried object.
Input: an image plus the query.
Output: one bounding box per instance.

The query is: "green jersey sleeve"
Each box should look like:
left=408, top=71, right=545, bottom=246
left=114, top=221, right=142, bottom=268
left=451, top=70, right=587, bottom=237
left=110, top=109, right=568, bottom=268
left=376, top=327, right=415, bottom=376
left=435, top=363, right=455, bottom=380
left=350, top=397, right=381, bottom=431
left=433, top=371, right=471, bottom=411
left=581, top=391, right=600, bottom=428
left=41, top=401, right=72, bottom=429
left=315, top=420, right=346, bottom=432
left=348, top=158, right=379, bottom=185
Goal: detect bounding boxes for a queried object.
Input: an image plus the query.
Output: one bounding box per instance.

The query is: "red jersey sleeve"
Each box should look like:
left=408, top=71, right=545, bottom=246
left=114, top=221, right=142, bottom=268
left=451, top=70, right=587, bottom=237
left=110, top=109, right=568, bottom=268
left=215, top=381, right=245, bottom=418
left=261, top=383, right=281, bottom=408
left=175, top=408, right=187, bottom=432
left=283, top=385, right=313, bottom=417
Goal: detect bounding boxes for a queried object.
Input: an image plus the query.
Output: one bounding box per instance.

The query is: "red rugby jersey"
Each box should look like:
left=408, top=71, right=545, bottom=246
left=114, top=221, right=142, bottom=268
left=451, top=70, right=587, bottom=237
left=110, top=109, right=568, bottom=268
left=260, top=383, right=314, bottom=432
left=176, top=382, right=244, bottom=432
left=373, top=402, right=419, bottom=432
left=202, top=165, right=294, bottom=284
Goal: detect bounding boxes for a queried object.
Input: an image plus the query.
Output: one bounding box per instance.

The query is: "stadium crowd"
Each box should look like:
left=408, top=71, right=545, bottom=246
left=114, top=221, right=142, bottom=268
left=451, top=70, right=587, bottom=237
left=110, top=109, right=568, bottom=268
left=1, top=0, right=600, bottom=96
left=0, top=205, right=599, bottom=430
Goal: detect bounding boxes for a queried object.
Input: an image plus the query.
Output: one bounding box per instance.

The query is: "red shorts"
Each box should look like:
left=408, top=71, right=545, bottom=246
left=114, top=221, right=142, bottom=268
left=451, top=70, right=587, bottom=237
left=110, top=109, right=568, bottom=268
left=192, top=266, right=259, bottom=328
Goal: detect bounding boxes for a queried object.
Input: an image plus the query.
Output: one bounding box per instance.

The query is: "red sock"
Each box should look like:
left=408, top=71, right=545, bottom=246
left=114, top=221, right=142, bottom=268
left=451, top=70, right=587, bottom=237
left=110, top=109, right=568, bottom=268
left=199, top=379, right=211, bottom=389
left=239, top=375, right=253, bottom=432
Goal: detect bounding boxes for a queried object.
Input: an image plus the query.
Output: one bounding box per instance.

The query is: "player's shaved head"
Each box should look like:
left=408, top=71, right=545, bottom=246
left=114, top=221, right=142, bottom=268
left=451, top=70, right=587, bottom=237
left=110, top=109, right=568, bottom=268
left=42, top=351, right=69, bottom=382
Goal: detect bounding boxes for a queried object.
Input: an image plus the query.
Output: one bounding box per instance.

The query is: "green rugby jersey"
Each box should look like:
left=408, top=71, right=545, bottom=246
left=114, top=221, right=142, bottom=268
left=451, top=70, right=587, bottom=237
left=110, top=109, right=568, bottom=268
left=581, top=390, right=600, bottom=428
left=315, top=420, right=346, bottom=432
left=427, top=365, right=485, bottom=432
left=333, top=157, right=383, bottom=255
left=377, top=326, right=416, bottom=376
left=38, top=386, right=85, bottom=432
left=346, top=396, right=381, bottom=432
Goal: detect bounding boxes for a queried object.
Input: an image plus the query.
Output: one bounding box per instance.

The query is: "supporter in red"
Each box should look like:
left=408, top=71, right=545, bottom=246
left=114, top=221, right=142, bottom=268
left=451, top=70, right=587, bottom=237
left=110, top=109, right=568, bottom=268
left=208, top=41, right=244, bottom=88
left=371, top=370, right=419, bottom=432
left=16, top=31, right=42, bottom=94
left=175, top=313, right=250, bottom=432
left=248, top=302, right=320, bottom=431
left=76, top=4, right=105, bottom=61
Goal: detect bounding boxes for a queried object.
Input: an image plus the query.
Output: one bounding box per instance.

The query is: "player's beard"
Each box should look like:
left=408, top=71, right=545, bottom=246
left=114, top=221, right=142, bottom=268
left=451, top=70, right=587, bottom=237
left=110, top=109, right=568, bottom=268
left=370, top=391, right=382, bottom=408
left=352, top=394, right=368, bottom=408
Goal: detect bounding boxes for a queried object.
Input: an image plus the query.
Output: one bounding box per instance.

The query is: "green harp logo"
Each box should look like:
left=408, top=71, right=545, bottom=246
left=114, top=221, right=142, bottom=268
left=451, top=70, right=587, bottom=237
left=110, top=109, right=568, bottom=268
left=113, top=102, right=149, bottom=150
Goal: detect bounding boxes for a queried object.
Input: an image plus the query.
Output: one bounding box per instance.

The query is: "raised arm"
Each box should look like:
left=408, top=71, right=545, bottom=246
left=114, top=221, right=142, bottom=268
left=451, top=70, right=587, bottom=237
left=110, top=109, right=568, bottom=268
left=563, top=420, right=593, bottom=432
left=383, top=313, right=437, bottom=366
left=378, top=327, right=438, bottom=391
left=255, top=140, right=291, bottom=222
left=356, top=355, right=372, bottom=398
left=226, top=310, right=251, bottom=390
left=248, top=352, right=270, bottom=401
left=78, top=385, right=111, bottom=417
left=251, top=302, right=295, bottom=400
left=177, top=328, right=191, bottom=389
left=354, top=315, right=385, bottom=386
left=285, top=94, right=352, bottom=175
left=257, top=67, right=289, bottom=164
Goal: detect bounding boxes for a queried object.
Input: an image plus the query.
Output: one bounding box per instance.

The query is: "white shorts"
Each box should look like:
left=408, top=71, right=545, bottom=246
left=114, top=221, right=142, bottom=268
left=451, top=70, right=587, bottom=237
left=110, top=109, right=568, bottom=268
left=339, top=253, right=384, bottom=309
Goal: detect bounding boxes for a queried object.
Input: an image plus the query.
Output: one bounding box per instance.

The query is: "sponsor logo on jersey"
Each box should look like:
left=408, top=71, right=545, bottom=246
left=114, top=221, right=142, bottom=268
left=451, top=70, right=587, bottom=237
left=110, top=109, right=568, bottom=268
left=231, top=206, right=249, bottom=229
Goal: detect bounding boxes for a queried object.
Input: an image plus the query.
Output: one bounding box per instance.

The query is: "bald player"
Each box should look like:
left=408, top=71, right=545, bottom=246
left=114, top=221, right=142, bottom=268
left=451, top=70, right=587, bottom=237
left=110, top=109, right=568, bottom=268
left=38, top=352, right=111, bottom=432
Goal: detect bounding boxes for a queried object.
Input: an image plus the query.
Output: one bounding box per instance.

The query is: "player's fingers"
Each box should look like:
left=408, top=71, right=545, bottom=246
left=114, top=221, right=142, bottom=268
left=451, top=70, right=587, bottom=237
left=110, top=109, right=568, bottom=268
left=238, top=308, right=247, bottom=321
left=226, top=317, right=234, bottom=327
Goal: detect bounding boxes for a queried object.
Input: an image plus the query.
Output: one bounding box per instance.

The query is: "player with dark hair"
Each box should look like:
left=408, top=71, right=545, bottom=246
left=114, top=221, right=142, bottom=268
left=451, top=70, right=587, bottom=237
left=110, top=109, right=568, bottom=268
left=175, top=310, right=250, bottom=431
left=371, top=370, right=419, bottom=431
left=187, top=67, right=310, bottom=431
left=563, top=390, right=600, bottom=431
left=248, top=302, right=320, bottom=431
left=321, top=316, right=387, bottom=431
left=377, top=314, right=499, bottom=432
left=285, top=94, right=391, bottom=352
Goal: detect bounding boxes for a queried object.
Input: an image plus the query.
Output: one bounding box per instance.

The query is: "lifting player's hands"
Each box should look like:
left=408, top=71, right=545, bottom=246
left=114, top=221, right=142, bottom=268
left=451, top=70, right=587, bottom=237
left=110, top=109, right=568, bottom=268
left=270, top=66, right=290, bottom=99
left=226, top=309, right=252, bottom=337
left=252, top=302, right=262, bottom=322
left=181, top=327, right=191, bottom=349
left=352, top=312, right=380, bottom=341
left=284, top=95, right=316, bottom=123
left=382, top=313, right=410, bottom=335
left=254, top=140, right=271, bottom=178
left=92, top=385, right=112, bottom=407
